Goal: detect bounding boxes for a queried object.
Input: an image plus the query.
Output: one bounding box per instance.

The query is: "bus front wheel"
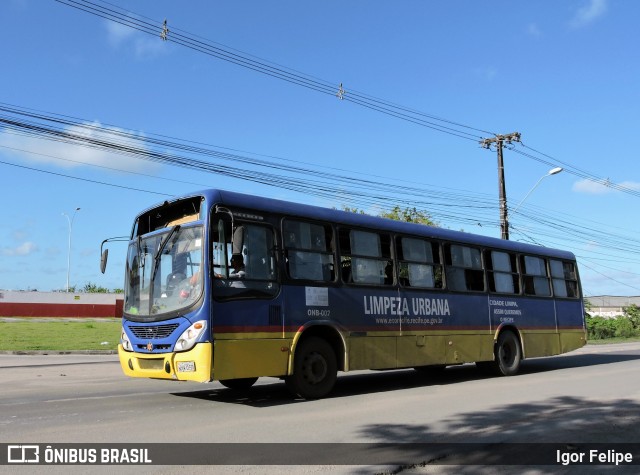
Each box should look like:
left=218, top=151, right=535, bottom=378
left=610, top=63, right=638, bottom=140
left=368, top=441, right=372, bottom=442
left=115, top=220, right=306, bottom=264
left=286, top=336, right=337, bottom=399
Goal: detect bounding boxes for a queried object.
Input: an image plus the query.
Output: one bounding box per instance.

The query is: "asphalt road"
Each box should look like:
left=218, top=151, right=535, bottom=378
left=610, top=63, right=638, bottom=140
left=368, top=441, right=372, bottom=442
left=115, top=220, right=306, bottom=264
left=1, top=343, right=640, bottom=474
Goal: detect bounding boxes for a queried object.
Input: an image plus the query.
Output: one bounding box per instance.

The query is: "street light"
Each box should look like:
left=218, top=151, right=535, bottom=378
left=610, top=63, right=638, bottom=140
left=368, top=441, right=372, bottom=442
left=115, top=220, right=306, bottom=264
left=62, top=207, right=81, bottom=292
left=511, top=167, right=563, bottom=214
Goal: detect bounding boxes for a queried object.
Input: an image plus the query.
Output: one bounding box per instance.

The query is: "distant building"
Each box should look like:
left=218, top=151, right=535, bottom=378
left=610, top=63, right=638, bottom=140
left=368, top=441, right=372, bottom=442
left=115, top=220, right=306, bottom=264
left=586, top=296, right=640, bottom=318
left=0, top=291, right=123, bottom=318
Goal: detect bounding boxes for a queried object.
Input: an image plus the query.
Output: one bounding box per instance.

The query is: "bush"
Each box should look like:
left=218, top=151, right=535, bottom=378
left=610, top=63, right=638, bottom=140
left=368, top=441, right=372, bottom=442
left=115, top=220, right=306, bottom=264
left=623, top=304, right=640, bottom=330
left=614, top=317, right=636, bottom=338
left=587, top=315, right=640, bottom=340
left=586, top=316, right=617, bottom=340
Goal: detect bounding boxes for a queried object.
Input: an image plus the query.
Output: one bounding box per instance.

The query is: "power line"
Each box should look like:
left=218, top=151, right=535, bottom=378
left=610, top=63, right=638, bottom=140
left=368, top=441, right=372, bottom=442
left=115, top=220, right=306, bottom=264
left=52, top=0, right=640, bottom=204
left=3, top=102, right=640, bottom=293
left=53, top=0, right=492, bottom=142
left=0, top=159, right=171, bottom=196
left=578, top=261, right=640, bottom=294
left=4, top=101, right=640, bottom=254
left=0, top=104, right=500, bottom=227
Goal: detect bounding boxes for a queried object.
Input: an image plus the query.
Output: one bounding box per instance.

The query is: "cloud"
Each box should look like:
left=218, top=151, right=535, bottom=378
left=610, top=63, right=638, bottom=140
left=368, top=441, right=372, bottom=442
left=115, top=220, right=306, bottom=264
left=474, top=67, right=498, bottom=81
left=527, top=23, right=542, bottom=37
left=105, top=20, right=169, bottom=59
left=2, top=241, right=37, bottom=256
left=572, top=179, right=611, bottom=194
left=570, top=0, right=608, bottom=28
left=619, top=181, right=640, bottom=191
left=106, top=21, right=136, bottom=45
left=0, top=122, right=159, bottom=174
left=11, top=230, right=28, bottom=241
left=572, top=178, right=640, bottom=194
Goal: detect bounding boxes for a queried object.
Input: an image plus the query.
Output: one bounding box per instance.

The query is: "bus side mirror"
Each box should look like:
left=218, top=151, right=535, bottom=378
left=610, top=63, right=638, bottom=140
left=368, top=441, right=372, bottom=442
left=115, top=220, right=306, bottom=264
left=100, top=249, right=109, bottom=274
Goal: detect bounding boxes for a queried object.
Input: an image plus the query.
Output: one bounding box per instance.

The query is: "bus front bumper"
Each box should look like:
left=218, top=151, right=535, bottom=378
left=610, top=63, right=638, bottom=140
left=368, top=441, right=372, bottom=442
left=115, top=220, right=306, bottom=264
left=118, top=342, right=213, bottom=382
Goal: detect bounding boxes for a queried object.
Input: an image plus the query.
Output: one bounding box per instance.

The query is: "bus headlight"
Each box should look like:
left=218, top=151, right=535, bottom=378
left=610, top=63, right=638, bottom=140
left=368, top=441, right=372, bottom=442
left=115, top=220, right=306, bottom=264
left=121, top=327, right=132, bottom=352
left=175, top=320, right=207, bottom=352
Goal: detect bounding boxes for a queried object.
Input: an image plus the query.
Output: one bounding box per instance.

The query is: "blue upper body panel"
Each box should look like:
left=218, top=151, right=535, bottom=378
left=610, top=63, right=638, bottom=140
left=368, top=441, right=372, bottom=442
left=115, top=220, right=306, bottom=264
left=137, top=188, right=576, bottom=261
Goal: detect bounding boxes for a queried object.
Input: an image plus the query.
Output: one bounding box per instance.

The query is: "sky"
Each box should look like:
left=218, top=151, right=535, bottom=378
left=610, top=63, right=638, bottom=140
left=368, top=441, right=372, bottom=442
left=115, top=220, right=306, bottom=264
left=1, top=0, right=639, bottom=296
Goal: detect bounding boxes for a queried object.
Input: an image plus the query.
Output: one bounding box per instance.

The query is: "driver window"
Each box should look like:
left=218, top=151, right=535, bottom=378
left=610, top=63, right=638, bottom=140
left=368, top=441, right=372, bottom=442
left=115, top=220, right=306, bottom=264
left=212, top=216, right=279, bottom=300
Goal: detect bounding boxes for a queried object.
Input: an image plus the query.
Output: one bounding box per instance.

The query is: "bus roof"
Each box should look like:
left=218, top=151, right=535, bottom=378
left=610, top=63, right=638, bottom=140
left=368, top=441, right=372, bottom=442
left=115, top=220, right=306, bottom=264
left=150, top=189, right=577, bottom=261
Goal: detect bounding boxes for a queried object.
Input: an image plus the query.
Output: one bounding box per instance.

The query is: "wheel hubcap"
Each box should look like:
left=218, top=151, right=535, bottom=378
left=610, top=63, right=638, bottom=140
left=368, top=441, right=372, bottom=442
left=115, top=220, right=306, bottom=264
left=501, top=341, right=514, bottom=365
left=302, top=352, right=327, bottom=385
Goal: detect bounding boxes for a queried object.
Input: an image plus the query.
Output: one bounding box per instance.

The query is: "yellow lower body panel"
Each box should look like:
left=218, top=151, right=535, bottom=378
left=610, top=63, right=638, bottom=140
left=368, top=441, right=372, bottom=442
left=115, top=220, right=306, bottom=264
left=350, top=333, right=495, bottom=370
left=444, top=334, right=494, bottom=364
left=349, top=336, right=397, bottom=370
left=396, top=335, right=446, bottom=368
left=559, top=330, right=588, bottom=353
left=118, top=342, right=213, bottom=382
left=213, top=338, right=292, bottom=381
left=521, top=332, right=561, bottom=359
left=517, top=329, right=587, bottom=359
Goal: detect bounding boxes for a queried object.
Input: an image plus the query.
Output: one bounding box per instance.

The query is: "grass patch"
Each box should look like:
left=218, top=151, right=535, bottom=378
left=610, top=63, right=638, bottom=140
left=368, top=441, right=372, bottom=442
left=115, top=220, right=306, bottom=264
left=586, top=336, right=640, bottom=345
left=0, top=318, right=121, bottom=351
left=2, top=318, right=639, bottom=352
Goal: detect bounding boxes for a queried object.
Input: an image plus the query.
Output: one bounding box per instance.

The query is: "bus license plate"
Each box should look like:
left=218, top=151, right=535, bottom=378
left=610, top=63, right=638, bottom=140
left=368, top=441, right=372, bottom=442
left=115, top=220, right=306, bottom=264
left=177, top=361, right=195, bottom=372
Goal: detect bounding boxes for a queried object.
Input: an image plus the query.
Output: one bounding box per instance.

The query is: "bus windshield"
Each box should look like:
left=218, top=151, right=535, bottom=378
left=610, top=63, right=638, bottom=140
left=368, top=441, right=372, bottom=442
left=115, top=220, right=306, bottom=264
left=124, top=225, right=203, bottom=318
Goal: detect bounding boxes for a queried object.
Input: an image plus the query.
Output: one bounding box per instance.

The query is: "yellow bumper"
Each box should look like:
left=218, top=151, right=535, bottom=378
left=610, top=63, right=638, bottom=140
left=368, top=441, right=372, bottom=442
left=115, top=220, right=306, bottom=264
left=118, top=342, right=213, bottom=382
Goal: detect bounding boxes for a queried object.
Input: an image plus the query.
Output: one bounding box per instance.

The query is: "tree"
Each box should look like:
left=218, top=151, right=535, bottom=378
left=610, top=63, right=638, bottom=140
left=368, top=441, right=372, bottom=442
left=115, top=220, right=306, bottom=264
left=379, top=206, right=436, bottom=226
left=339, top=206, right=366, bottom=215
left=622, top=304, right=640, bottom=331
left=341, top=205, right=437, bottom=226
left=83, top=282, right=110, bottom=293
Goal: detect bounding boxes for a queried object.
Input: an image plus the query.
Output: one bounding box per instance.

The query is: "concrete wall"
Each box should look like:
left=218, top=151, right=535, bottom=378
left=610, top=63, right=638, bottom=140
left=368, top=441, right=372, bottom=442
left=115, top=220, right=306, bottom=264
left=586, top=296, right=640, bottom=319
left=0, top=291, right=123, bottom=318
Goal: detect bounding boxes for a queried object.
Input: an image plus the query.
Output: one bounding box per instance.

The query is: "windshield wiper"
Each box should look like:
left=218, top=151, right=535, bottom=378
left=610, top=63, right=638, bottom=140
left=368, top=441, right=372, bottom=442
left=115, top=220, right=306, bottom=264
left=150, top=225, right=181, bottom=283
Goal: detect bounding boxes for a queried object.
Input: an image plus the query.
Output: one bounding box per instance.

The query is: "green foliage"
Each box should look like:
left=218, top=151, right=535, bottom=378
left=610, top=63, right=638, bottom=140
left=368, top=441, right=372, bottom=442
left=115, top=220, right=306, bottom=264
left=614, top=317, right=636, bottom=338
left=586, top=315, right=640, bottom=340
left=586, top=316, right=617, bottom=340
left=83, top=282, right=111, bottom=293
left=622, top=304, right=640, bottom=330
left=379, top=206, right=436, bottom=226
left=341, top=206, right=367, bottom=214
left=341, top=205, right=437, bottom=226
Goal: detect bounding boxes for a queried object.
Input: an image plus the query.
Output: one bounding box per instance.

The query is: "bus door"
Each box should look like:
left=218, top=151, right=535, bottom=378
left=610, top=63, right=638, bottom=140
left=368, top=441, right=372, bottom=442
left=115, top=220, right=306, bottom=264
left=210, top=211, right=285, bottom=379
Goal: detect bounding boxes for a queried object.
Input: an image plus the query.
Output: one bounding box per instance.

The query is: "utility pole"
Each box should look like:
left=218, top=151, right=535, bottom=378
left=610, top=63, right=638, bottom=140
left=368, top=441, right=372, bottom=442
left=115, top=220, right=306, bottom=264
left=480, top=132, right=521, bottom=240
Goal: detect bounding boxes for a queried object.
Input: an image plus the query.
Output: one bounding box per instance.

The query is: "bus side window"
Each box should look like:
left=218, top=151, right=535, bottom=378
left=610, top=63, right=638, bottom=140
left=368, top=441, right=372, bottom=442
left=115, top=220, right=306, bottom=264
left=521, top=255, right=551, bottom=296
left=444, top=244, right=484, bottom=292
left=486, top=250, right=519, bottom=294
left=550, top=260, right=579, bottom=298
left=339, top=229, right=392, bottom=286
left=397, top=237, right=443, bottom=289
left=283, top=220, right=335, bottom=282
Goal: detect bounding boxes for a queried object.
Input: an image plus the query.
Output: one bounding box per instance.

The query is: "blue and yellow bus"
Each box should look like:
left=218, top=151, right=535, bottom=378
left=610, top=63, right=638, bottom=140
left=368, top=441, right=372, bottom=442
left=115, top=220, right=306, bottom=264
left=106, top=189, right=586, bottom=399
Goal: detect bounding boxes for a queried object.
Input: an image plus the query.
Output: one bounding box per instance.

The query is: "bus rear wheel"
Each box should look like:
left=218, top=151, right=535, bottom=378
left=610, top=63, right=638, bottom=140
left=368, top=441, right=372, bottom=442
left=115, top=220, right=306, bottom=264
left=493, top=330, right=522, bottom=376
left=286, top=336, right=337, bottom=399
left=219, top=377, right=258, bottom=390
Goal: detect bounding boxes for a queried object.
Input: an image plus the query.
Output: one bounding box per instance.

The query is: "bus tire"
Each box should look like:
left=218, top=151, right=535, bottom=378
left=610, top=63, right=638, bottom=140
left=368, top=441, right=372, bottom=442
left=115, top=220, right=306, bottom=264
left=219, top=377, right=258, bottom=390
left=493, top=330, right=522, bottom=376
left=286, top=336, right=337, bottom=399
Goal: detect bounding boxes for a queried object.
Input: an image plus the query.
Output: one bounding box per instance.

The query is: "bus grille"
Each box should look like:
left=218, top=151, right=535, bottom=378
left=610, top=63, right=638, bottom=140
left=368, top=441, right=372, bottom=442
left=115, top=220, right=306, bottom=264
left=129, top=323, right=180, bottom=339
